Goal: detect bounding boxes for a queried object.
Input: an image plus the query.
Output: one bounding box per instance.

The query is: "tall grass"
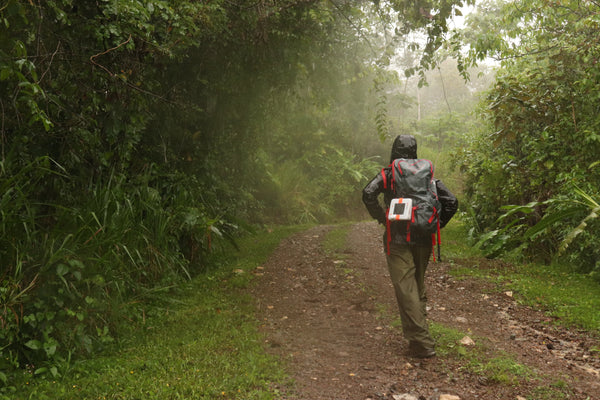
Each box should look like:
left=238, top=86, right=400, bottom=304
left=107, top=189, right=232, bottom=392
left=0, top=160, right=237, bottom=385
left=9, top=225, right=303, bottom=400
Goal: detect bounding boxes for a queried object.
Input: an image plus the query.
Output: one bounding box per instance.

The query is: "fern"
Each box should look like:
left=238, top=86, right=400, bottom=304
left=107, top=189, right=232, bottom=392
left=522, top=187, right=600, bottom=255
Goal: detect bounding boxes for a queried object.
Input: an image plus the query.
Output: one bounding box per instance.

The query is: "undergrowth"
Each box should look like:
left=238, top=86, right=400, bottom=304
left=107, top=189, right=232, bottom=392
left=0, top=165, right=240, bottom=381
left=444, top=220, right=600, bottom=334
left=6, top=225, right=304, bottom=400
left=10, top=218, right=600, bottom=399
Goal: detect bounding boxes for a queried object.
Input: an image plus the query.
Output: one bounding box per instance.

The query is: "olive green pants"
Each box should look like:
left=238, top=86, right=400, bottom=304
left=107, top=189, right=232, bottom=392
left=386, top=243, right=435, bottom=350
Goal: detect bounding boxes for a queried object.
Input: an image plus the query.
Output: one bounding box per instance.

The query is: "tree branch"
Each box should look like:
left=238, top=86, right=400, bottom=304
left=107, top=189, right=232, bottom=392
left=38, top=40, right=61, bottom=84
left=329, top=0, right=378, bottom=58
left=89, top=35, right=132, bottom=77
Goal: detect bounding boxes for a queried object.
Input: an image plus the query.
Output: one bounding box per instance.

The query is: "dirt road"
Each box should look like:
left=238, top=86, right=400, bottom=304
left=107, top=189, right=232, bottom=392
left=250, top=222, right=600, bottom=400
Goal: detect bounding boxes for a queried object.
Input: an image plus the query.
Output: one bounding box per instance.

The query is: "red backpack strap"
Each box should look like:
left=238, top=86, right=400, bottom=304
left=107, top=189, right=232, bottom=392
left=429, top=209, right=442, bottom=262
left=386, top=211, right=392, bottom=255
left=436, top=215, right=442, bottom=262
left=383, top=165, right=392, bottom=255
left=405, top=205, right=416, bottom=243
left=392, top=160, right=401, bottom=193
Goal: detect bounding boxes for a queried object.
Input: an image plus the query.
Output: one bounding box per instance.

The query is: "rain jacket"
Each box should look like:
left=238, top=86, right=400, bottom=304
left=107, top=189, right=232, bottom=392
left=362, top=135, right=458, bottom=247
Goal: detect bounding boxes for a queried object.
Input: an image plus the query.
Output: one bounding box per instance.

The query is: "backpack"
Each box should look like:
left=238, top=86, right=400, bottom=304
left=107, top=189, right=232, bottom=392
left=382, top=158, right=442, bottom=259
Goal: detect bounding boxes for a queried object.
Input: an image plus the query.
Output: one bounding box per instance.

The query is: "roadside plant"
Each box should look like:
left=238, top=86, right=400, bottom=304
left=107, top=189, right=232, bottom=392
left=473, top=181, right=600, bottom=280
left=456, top=0, right=600, bottom=273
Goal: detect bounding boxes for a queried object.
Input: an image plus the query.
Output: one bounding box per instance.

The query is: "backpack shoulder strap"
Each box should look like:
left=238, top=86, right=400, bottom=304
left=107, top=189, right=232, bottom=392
left=381, top=162, right=394, bottom=191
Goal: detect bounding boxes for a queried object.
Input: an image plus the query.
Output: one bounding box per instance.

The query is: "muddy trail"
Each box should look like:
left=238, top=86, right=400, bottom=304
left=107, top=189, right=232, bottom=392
left=250, top=222, right=600, bottom=400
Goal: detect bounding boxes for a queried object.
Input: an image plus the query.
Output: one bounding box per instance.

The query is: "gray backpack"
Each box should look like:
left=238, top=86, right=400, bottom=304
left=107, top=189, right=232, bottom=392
left=382, top=158, right=442, bottom=257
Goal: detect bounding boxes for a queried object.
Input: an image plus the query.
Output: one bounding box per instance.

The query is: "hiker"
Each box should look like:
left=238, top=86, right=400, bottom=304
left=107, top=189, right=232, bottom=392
left=362, top=134, right=458, bottom=358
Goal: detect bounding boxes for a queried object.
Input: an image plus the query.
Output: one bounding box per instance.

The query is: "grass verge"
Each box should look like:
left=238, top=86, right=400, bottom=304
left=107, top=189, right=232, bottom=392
left=8, top=225, right=306, bottom=400
left=443, top=219, right=600, bottom=334
left=434, top=218, right=599, bottom=399
left=431, top=323, right=535, bottom=384
left=431, top=323, right=575, bottom=399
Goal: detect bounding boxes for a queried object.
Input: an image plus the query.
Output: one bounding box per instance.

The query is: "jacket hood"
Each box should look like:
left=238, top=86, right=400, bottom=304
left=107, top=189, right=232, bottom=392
left=390, top=135, right=417, bottom=162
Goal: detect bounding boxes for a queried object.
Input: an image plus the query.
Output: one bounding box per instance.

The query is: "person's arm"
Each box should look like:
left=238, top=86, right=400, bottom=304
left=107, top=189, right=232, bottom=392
left=436, top=179, right=458, bottom=228
left=362, top=171, right=387, bottom=225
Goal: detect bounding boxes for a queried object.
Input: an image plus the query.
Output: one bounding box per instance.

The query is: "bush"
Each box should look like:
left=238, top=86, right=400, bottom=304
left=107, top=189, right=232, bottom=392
left=0, top=162, right=237, bottom=382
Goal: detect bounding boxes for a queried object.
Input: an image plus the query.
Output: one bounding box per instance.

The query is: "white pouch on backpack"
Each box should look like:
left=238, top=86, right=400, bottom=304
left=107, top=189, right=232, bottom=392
left=387, top=198, right=413, bottom=221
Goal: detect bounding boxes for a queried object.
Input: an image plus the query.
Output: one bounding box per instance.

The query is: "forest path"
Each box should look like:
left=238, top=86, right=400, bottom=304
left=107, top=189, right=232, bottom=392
left=250, top=222, right=600, bottom=400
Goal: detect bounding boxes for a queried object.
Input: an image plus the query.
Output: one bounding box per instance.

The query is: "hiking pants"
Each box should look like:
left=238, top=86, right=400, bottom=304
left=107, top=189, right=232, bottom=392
left=386, top=244, right=435, bottom=350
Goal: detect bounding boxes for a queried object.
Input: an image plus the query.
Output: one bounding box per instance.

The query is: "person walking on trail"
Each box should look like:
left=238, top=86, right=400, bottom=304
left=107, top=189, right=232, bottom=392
left=362, top=134, right=458, bottom=358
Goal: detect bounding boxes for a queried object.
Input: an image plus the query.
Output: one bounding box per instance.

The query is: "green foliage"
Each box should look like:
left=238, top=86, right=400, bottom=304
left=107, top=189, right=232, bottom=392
left=456, top=0, right=600, bottom=274
left=437, top=219, right=480, bottom=259
left=386, top=0, right=476, bottom=80
left=0, top=0, right=482, bottom=381
left=9, top=226, right=301, bottom=400
left=257, top=145, right=380, bottom=224
left=0, top=165, right=235, bottom=382
left=0, top=0, right=343, bottom=375
left=440, top=218, right=600, bottom=333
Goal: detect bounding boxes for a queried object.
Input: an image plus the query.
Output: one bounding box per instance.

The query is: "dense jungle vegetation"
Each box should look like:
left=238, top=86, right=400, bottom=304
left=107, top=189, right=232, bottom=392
left=1, top=0, right=599, bottom=388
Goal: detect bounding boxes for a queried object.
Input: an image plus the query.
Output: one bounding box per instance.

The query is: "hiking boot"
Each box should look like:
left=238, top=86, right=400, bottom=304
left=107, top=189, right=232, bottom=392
left=407, top=341, right=436, bottom=359
left=412, top=348, right=436, bottom=358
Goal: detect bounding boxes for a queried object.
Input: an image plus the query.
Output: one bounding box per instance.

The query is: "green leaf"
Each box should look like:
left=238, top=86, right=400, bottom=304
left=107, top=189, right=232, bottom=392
left=524, top=207, right=584, bottom=240
left=45, top=344, right=57, bottom=356
left=209, top=225, right=222, bottom=237
left=56, top=263, right=68, bottom=276
left=574, top=188, right=600, bottom=209
left=25, top=340, right=42, bottom=350
left=0, top=66, right=11, bottom=81
left=559, top=207, right=600, bottom=254
left=496, top=202, right=538, bottom=223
